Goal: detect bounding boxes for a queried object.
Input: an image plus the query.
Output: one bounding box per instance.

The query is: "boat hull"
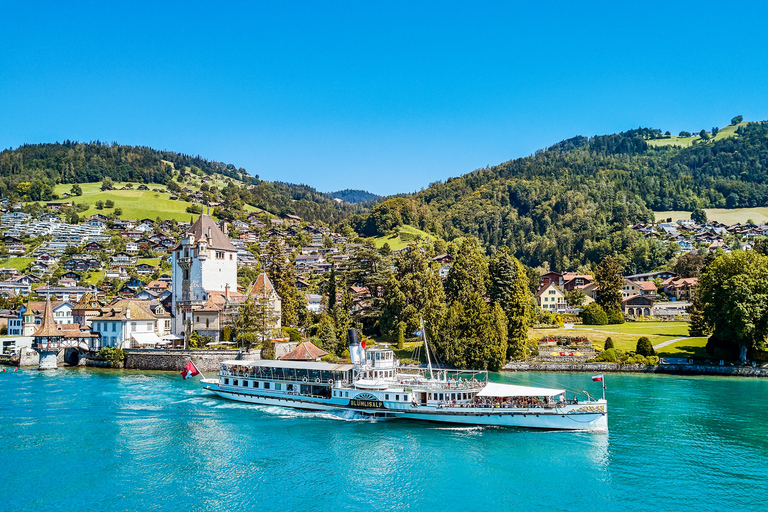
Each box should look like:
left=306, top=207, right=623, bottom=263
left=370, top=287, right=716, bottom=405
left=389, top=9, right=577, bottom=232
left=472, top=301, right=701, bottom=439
left=201, top=381, right=608, bottom=431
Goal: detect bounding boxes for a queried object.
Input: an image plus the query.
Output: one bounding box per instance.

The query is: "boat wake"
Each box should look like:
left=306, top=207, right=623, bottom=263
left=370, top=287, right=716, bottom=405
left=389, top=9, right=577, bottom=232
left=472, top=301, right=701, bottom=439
left=256, top=405, right=383, bottom=422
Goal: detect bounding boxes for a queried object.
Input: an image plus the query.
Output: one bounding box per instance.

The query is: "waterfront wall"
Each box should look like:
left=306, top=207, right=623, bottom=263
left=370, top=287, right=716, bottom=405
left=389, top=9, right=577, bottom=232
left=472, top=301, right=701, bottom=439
left=123, top=343, right=298, bottom=372
left=0, top=349, right=43, bottom=367
left=503, top=361, right=768, bottom=377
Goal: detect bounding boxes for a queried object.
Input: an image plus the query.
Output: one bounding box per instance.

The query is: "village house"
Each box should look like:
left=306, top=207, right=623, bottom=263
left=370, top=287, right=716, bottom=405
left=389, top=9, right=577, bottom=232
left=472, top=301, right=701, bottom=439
left=90, top=299, right=171, bottom=350
left=535, top=283, right=568, bottom=313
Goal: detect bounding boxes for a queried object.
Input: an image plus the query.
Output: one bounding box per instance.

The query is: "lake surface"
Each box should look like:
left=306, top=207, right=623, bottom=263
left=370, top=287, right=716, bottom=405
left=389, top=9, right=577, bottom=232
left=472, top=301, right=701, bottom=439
left=1, top=368, right=767, bottom=512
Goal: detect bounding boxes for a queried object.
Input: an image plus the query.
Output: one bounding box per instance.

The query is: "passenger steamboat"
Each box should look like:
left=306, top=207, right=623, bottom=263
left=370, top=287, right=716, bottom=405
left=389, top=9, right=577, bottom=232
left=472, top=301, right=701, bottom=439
left=201, top=328, right=608, bottom=431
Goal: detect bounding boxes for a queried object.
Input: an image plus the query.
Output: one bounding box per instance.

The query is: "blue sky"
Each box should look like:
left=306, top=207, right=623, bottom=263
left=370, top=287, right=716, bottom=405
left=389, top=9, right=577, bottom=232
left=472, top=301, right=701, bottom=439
left=2, top=1, right=768, bottom=196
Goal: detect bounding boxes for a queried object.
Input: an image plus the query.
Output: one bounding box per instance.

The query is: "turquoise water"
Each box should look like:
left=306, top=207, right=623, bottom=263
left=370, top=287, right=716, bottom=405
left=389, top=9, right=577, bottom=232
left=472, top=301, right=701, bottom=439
left=2, top=369, right=767, bottom=512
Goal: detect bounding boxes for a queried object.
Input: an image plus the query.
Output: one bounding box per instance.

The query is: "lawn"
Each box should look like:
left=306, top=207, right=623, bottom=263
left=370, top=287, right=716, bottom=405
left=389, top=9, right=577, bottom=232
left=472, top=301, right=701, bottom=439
left=655, top=337, right=709, bottom=359
left=654, top=206, right=768, bottom=225
left=646, top=122, right=745, bottom=149
left=372, top=225, right=435, bottom=251
left=530, top=321, right=693, bottom=352
left=50, top=181, right=260, bottom=221
left=0, top=257, right=35, bottom=270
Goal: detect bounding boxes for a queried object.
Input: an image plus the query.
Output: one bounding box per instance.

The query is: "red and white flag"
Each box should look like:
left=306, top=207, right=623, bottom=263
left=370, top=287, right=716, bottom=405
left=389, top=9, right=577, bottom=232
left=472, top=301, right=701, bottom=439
left=180, top=361, right=200, bottom=380
left=592, top=374, right=604, bottom=382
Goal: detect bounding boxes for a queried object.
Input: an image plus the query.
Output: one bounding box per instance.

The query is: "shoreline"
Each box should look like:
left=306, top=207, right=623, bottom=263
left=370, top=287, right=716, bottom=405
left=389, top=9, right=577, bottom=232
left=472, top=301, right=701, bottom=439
left=503, top=361, right=768, bottom=377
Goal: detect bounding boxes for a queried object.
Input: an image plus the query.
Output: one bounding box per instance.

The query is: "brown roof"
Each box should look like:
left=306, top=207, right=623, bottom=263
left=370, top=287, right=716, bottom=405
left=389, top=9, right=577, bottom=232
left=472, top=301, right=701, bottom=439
left=280, top=341, right=328, bottom=361
left=199, top=289, right=244, bottom=311
left=92, top=300, right=159, bottom=321
left=248, top=273, right=277, bottom=298
left=32, top=297, right=59, bottom=337
left=187, top=214, right=237, bottom=252
left=73, top=292, right=100, bottom=311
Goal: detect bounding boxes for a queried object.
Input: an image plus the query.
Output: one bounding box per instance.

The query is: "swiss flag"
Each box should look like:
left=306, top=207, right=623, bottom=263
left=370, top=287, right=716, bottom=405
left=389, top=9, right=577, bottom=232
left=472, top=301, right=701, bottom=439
left=181, top=361, right=200, bottom=380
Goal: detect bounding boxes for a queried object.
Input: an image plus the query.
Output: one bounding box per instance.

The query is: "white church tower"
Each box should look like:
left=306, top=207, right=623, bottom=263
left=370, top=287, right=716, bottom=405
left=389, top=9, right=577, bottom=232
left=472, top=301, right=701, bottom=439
left=171, top=214, right=238, bottom=337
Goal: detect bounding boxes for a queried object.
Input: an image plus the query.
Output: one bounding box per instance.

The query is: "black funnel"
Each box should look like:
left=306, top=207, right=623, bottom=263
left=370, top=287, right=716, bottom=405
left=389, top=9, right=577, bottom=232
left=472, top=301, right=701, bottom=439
left=347, top=328, right=360, bottom=346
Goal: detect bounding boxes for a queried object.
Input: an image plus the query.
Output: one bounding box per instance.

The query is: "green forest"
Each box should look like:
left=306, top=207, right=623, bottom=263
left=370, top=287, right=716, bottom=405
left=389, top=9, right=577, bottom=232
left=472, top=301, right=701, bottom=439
left=349, top=121, right=768, bottom=271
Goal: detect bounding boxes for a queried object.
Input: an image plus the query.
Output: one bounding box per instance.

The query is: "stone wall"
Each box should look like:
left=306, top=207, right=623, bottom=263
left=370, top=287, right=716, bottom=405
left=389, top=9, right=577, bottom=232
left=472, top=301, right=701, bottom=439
left=503, top=361, right=768, bottom=377
left=124, top=349, right=260, bottom=372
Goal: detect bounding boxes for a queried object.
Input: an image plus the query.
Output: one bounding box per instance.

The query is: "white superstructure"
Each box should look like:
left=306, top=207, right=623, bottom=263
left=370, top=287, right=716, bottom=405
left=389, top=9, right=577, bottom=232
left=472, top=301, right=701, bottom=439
left=200, top=328, right=608, bottom=432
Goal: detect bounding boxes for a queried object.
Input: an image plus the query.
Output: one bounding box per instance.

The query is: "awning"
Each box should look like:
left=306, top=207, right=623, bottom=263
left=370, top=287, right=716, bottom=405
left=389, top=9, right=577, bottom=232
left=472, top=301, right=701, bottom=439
left=162, top=334, right=183, bottom=340
left=476, top=382, right=565, bottom=398
left=206, top=341, right=235, bottom=346
left=131, top=332, right=163, bottom=346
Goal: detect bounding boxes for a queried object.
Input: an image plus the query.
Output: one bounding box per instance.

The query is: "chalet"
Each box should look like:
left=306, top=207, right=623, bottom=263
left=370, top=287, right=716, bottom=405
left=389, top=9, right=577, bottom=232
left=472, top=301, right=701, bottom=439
left=135, top=263, right=156, bottom=275
left=284, top=214, right=301, bottom=224
left=2, top=235, right=22, bottom=244
left=34, top=286, right=95, bottom=303
left=8, top=244, right=25, bottom=254
left=86, top=219, right=106, bottom=229
left=84, top=242, right=103, bottom=252
left=121, top=277, right=144, bottom=292
left=305, top=293, right=323, bottom=313
left=147, top=280, right=169, bottom=293
left=539, top=271, right=563, bottom=289
left=240, top=232, right=258, bottom=243
left=296, top=279, right=310, bottom=291
left=111, top=252, right=136, bottom=266
left=88, top=214, right=108, bottom=223
left=62, top=271, right=81, bottom=281
left=561, top=273, right=593, bottom=291
left=432, top=254, right=453, bottom=265
left=104, top=267, right=130, bottom=280
left=439, top=264, right=452, bottom=280
left=536, top=283, right=568, bottom=313
left=663, top=277, right=698, bottom=302
left=137, top=184, right=149, bottom=190
left=126, top=242, right=139, bottom=254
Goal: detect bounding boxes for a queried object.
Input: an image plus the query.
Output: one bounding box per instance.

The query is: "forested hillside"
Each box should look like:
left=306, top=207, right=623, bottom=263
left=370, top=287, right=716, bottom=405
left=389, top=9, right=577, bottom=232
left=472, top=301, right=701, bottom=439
left=0, top=141, right=361, bottom=224
left=349, top=121, right=768, bottom=272
left=329, top=189, right=381, bottom=203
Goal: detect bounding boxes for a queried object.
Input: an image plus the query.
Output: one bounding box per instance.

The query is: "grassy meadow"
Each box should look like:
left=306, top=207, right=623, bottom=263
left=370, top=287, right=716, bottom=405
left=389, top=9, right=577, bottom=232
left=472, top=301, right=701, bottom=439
left=372, top=224, right=435, bottom=251
left=646, top=121, right=745, bottom=148
left=50, top=182, right=259, bottom=221
left=531, top=321, right=708, bottom=359
left=654, top=206, right=768, bottom=225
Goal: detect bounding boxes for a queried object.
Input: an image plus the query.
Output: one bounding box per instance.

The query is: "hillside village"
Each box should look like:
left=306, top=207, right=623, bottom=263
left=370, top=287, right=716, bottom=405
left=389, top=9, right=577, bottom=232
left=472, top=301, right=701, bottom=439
left=1, top=180, right=767, bottom=362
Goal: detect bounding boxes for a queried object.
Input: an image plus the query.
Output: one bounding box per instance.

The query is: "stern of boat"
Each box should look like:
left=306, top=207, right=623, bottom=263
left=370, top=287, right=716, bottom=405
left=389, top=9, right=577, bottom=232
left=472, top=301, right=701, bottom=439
left=200, top=377, right=220, bottom=392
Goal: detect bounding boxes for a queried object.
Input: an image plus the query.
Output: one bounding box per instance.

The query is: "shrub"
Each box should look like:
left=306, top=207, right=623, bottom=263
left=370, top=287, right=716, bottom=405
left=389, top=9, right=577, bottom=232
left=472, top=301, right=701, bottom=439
left=97, top=347, right=125, bottom=368
left=636, top=337, right=655, bottom=357
left=221, top=326, right=232, bottom=342
left=607, top=309, right=625, bottom=324
left=595, top=348, right=618, bottom=362
left=321, top=354, right=340, bottom=363
left=604, top=337, right=614, bottom=350
left=281, top=326, right=302, bottom=342
left=105, top=199, right=115, bottom=208
left=624, top=354, right=649, bottom=365
left=397, top=322, right=405, bottom=350
left=647, top=356, right=659, bottom=365
left=581, top=303, right=608, bottom=325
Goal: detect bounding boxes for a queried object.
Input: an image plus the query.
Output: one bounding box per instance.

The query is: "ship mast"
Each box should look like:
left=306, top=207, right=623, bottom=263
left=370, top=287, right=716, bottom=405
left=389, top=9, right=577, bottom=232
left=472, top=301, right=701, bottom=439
left=420, top=316, right=435, bottom=381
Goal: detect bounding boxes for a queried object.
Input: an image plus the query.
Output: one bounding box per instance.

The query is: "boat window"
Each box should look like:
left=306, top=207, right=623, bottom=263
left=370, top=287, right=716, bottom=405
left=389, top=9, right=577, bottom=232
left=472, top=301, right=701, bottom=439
left=344, top=392, right=349, bottom=398
left=275, top=383, right=281, bottom=390
left=439, top=393, right=444, bottom=400
left=428, top=393, right=432, bottom=400
left=234, top=380, right=238, bottom=386
left=264, top=382, right=270, bottom=389
left=394, top=395, right=399, bottom=401
left=385, top=394, right=389, bottom=400
left=451, top=393, right=455, bottom=400
left=224, top=378, right=229, bottom=385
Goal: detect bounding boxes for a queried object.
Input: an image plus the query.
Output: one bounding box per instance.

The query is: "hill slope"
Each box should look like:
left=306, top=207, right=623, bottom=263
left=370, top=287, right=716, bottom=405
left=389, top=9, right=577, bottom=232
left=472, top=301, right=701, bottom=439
left=329, top=189, right=381, bottom=204
left=349, top=120, right=768, bottom=271
left=0, top=141, right=362, bottom=224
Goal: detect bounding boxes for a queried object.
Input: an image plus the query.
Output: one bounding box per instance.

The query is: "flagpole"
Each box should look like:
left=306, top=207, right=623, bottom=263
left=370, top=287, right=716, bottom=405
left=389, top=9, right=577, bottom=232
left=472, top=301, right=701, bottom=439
left=192, top=360, right=206, bottom=379
left=602, top=374, right=606, bottom=401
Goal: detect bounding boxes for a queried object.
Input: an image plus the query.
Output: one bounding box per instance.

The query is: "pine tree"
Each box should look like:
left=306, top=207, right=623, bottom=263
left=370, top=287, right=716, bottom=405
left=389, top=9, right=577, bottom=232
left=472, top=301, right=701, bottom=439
left=594, top=255, right=624, bottom=315
left=380, top=243, right=444, bottom=340
left=444, top=238, right=488, bottom=303
left=489, top=248, right=532, bottom=359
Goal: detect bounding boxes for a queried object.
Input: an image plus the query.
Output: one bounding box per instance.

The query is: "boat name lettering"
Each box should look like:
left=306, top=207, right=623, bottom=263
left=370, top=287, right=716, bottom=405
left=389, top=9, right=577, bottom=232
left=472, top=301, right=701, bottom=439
left=350, top=393, right=383, bottom=409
